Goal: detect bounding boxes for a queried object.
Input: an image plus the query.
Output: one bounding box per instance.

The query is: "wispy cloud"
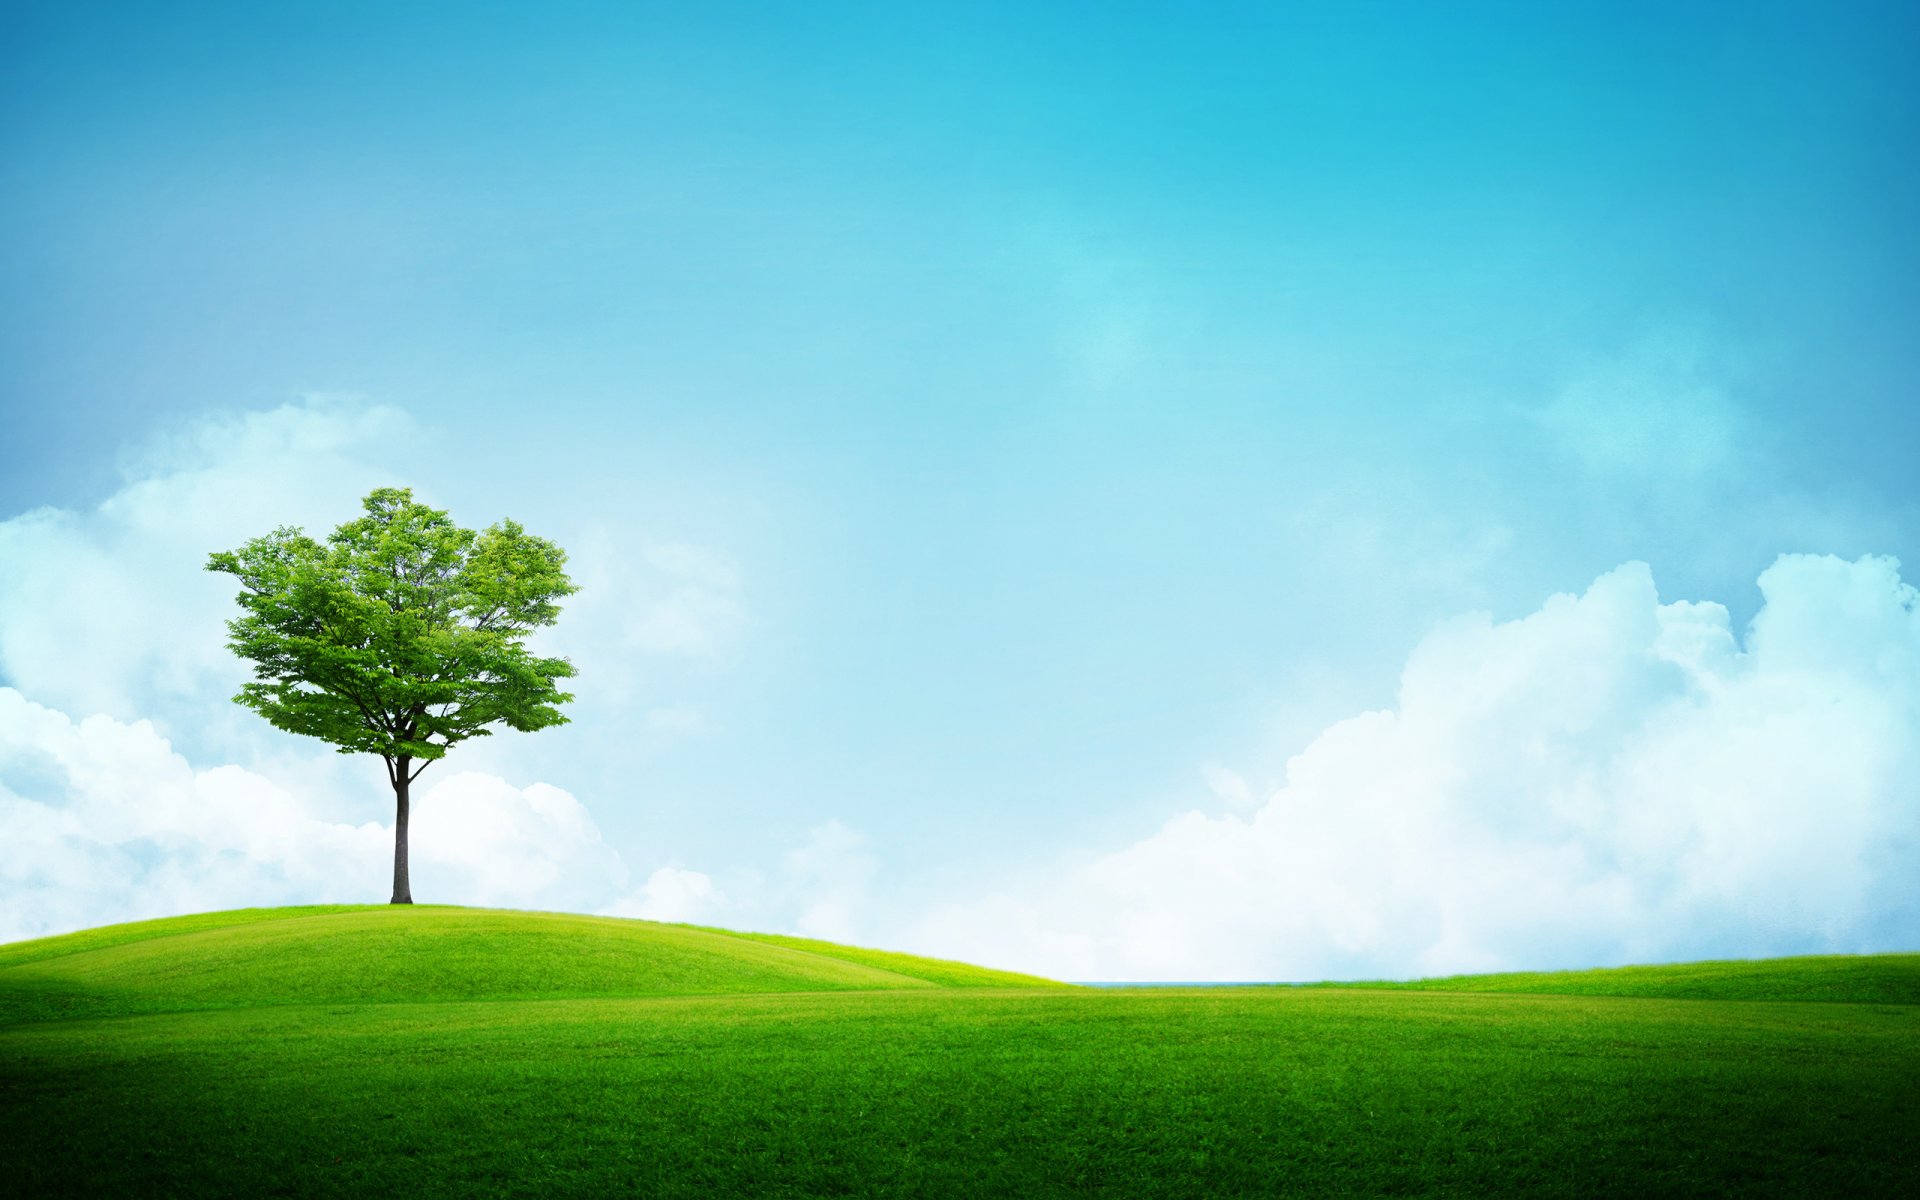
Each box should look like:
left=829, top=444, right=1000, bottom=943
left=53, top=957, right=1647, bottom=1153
left=783, top=820, right=876, bottom=943
left=1531, top=331, right=1749, bottom=480
left=0, top=398, right=410, bottom=728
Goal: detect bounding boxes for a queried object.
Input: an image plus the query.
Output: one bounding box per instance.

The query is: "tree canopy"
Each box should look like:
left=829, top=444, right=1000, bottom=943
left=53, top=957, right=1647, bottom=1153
left=208, top=487, right=577, bottom=901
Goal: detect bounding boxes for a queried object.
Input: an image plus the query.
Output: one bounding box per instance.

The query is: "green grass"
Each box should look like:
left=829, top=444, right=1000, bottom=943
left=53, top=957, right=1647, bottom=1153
left=3, top=907, right=1915, bottom=1197
left=0, top=903, right=371, bottom=969
left=1311, top=953, right=1920, bottom=1005
left=699, top=925, right=1063, bottom=988
left=0, top=905, right=1055, bottom=1025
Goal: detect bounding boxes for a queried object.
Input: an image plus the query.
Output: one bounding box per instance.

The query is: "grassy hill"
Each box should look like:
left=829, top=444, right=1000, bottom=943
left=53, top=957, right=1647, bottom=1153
left=0, top=905, right=1059, bottom=1024
left=4, top=907, right=1915, bottom=1198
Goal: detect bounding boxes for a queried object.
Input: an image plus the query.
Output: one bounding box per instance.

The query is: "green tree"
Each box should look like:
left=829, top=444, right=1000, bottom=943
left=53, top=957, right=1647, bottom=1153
left=207, top=487, right=577, bottom=904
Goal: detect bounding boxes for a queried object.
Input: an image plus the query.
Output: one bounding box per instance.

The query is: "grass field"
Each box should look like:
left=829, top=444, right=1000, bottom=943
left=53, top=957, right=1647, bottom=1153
left=3, top=907, right=1915, bottom=1197
left=1310, top=952, right=1920, bottom=1005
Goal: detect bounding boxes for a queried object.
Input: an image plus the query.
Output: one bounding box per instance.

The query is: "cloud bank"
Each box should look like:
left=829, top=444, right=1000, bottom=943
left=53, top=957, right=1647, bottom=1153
left=5, top=400, right=1916, bottom=979
left=0, top=686, right=734, bottom=942
left=914, top=555, right=1920, bottom=981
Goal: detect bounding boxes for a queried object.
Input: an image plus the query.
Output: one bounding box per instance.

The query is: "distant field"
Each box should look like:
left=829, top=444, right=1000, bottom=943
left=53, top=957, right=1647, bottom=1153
left=3, top=907, right=1915, bottom=1197
left=1312, top=953, right=1920, bottom=1005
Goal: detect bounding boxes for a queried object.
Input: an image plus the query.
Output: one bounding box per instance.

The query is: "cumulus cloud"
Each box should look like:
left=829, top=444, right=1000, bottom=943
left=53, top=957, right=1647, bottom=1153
left=0, top=687, right=381, bottom=941
left=601, top=867, right=727, bottom=924
left=912, top=554, right=1920, bottom=981
left=407, top=772, right=628, bottom=913
left=0, top=688, right=687, bottom=942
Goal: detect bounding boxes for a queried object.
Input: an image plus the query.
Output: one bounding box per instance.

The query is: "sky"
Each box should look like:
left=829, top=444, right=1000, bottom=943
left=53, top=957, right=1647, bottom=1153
left=2, top=1, right=1917, bottom=980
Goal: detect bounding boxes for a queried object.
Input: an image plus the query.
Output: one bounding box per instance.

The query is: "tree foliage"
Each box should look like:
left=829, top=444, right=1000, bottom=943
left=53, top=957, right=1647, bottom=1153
left=206, top=487, right=577, bottom=789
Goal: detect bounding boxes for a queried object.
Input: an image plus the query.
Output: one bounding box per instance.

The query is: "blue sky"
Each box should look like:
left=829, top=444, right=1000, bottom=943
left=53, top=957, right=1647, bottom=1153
left=3, top=2, right=1917, bottom=977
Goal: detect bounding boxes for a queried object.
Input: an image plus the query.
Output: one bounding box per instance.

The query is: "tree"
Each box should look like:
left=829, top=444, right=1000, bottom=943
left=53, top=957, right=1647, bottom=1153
left=207, top=487, right=577, bottom=904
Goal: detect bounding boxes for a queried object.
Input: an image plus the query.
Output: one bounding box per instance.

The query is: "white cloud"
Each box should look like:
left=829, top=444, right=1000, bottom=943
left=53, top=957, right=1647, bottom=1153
left=1533, top=333, right=1747, bottom=479
left=0, top=686, right=736, bottom=942
left=602, top=867, right=726, bottom=924
left=561, top=533, right=748, bottom=669
left=0, top=398, right=748, bottom=744
left=0, top=398, right=758, bottom=941
left=624, top=542, right=748, bottom=657
left=1200, top=763, right=1258, bottom=812
left=0, top=667, right=869, bottom=943
left=912, top=554, right=1920, bottom=981
left=11, top=400, right=1914, bottom=981
left=0, top=686, right=386, bottom=941
left=408, top=771, right=627, bottom=913
left=782, top=820, right=876, bottom=943
left=1286, top=492, right=1515, bottom=600
left=0, top=397, right=410, bottom=729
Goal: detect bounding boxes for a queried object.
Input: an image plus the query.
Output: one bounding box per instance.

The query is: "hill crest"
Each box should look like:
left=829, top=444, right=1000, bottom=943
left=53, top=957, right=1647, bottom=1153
left=0, top=905, right=1065, bottom=1025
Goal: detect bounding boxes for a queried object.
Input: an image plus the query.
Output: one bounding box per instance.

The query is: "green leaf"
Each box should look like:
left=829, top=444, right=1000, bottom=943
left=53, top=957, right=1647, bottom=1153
left=207, top=488, right=577, bottom=778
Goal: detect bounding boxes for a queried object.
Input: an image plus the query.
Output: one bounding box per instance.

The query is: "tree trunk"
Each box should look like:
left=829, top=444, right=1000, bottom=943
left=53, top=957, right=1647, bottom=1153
left=390, top=758, right=413, bottom=904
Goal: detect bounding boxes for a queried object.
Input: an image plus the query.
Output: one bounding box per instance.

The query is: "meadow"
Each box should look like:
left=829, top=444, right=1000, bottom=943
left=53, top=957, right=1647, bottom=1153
left=2, top=906, right=1914, bottom=1197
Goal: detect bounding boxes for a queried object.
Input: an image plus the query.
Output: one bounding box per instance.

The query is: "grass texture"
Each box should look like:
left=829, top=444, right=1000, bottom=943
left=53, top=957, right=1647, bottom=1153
left=3, top=906, right=1915, bottom=1197
left=1316, top=952, right=1920, bottom=1005
left=0, top=905, right=1057, bottom=1025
